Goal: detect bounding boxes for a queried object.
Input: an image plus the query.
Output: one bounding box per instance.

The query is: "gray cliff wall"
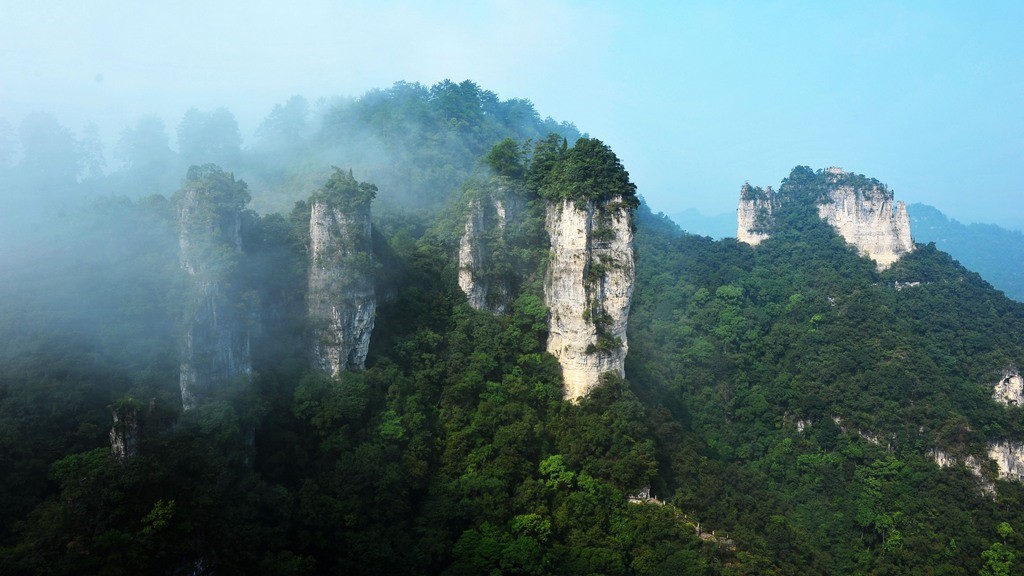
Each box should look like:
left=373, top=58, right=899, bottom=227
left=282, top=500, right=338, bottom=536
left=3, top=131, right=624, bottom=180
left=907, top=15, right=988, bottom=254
left=817, top=169, right=914, bottom=270
left=544, top=197, right=635, bottom=401
left=177, top=183, right=252, bottom=411
left=308, top=199, right=376, bottom=375
left=457, top=188, right=516, bottom=314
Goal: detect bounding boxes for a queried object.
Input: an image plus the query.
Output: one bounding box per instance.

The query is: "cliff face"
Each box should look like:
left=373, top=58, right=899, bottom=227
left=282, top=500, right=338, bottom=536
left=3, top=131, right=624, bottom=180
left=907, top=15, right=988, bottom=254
left=176, top=168, right=253, bottom=411
left=993, top=368, right=1024, bottom=406
left=735, top=167, right=914, bottom=270
left=458, top=190, right=515, bottom=314
left=736, top=184, right=776, bottom=246
left=817, top=168, right=913, bottom=270
left=308, top=199, right=376, bottom=375
left=988, top=441, right=1024, bottom=482
left=109, top=404, right=140, bottom=463
left=544, top=198, right=634, bottom=401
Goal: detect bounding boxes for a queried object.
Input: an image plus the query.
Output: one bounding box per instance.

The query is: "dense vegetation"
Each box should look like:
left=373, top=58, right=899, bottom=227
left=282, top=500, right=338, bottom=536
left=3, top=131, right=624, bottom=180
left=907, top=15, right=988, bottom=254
left=1, top=83, right=1023, bottom=575
left=909, top=203, right=1024, bottom=302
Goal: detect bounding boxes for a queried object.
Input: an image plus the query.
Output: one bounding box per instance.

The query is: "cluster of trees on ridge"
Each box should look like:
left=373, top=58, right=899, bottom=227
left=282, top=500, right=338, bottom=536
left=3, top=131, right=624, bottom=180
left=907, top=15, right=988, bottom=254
left=0, top=81, right=1023, bottom=575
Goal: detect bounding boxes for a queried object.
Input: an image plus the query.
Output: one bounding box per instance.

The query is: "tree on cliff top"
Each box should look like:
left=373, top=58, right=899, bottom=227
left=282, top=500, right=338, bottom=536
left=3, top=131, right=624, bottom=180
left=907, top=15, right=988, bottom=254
left=539, top=137, right=638, bottom=209
left=312, top=167, right=377, bottom=212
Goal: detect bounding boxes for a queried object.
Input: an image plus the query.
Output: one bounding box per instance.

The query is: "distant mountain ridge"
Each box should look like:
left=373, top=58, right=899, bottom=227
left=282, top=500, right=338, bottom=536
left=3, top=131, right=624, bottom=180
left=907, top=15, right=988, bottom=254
left=668, top=207, right=735, bottom=239
left=909, top=203, right=1024, bottom=302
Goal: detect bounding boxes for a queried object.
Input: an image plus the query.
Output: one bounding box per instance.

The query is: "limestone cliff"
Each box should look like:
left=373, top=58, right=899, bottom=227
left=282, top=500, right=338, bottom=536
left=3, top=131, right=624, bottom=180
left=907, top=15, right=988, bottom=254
left=988, top=441, right=1024, bottom=482
left=735, top=166, right=914, bottom=270
left=307, top=171, right=377, bottom=376
left=993, top=368, right=1024, bottom=406
left=929, top=448, right=993, bottom=493
left=816, top=168, right=914, bottom=270
left=544, top=197, right=635, bottom=401
left=458, top=187, right=517, bottom=314
left=109, top=401, right=140, bottom=463
left=736, top=184, right=776, bottom=246
left=176, top=165, right=253, bottom=411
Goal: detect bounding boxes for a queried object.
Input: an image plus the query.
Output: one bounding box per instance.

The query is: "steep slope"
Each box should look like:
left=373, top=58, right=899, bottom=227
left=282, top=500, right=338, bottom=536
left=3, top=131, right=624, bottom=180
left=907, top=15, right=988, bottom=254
left=306, top=169, right=377, bottom=375
left=175, top=165, right=254, bottom=410
left=909, top=202, right=1024, bottom=301
left=631, top=191, right=1024, bottom=573
left=738, top=166, right=914, bottom=270
left=544, top=196, right=635, bottom=400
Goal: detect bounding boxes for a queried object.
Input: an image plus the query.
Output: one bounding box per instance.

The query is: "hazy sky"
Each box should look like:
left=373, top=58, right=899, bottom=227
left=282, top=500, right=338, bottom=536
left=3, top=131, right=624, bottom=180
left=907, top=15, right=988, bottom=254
left=2, top=0, right=1021, bottom=228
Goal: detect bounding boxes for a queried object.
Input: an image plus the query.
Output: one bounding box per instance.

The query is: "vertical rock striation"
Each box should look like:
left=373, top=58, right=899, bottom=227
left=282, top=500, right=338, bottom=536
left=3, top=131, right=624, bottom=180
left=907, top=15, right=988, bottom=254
left=307, top=170, right=377, bottom=376
left=816, top=168, right=914, bottom=270
left=736, top=184, right=776, bottom=246
left=176, top=165, right=253, bottom=411
left=457, top=186, right=518, bottom=314
left=736, top=167, right=914, bottom=270
left=109, top=401, right=140, bottom=463
left=988, top=441, right=1024, bottom=482
left=544, top=197, right=634, bottom=401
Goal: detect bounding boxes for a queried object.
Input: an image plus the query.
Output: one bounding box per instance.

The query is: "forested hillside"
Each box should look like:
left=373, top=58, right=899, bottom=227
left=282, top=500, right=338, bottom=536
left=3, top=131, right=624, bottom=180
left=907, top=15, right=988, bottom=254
left=1, top=82, right=1023, bottom=575
left=909, top=203, right=1024, bottom=302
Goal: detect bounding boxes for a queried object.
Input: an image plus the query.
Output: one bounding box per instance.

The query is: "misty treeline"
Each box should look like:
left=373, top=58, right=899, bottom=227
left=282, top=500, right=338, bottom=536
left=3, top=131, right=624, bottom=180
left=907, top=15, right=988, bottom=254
left=3, top=77, right=1024, bottom=576
left=0, top=79, right=582, bottom=243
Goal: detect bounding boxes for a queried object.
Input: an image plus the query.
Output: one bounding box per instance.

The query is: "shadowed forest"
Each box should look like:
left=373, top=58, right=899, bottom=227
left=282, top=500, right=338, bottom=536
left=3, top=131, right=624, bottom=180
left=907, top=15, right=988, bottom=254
left=1, top=80, right=1024, bottom=575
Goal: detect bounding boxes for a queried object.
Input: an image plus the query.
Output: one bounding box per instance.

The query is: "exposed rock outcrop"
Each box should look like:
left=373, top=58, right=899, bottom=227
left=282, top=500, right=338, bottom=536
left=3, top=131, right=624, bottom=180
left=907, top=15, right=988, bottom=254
left=544, top=197, right=634, bottom=401
left=988, top=441, right=1024, bottom=482
left=993, top=368, right=1024, bottom=406
left=109, top=402, right=140, bottom=463
left=736, top=184, right=776, bottom=246
left=307, top=171, right=376, bottom=376
left=929, top=448, right=993, bottom=493
left=458, top=187, right=518, bottom=314
left=736, top=167, right=914, bottom=270
left=176, top=165, right=253, bottom=411
left=816, top=168, right=913, bottom=270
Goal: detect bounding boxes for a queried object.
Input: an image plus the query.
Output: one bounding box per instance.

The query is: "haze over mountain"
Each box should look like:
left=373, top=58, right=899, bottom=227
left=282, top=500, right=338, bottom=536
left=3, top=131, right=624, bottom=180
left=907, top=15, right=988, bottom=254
left=2, top=2, right=1023, bottom=574
left=909, top=203, right=1024, bottom=302
left=1, top=1, right=1021, bottom=227
left=1, top=77, right=1023, bottom=573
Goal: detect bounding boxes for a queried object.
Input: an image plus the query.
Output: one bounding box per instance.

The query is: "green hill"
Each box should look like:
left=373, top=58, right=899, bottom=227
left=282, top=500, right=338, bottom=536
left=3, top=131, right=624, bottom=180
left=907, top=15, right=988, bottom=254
left=1, top=84, right=1023, bottom=575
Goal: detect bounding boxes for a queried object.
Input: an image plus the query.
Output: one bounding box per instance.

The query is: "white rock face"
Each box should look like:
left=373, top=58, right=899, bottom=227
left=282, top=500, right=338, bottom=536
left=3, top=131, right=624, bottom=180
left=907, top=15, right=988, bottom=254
left=177, top=187, right=251, bottom=411
left=734, top=168, right=914, bottom=269
left=545, top=198, right=634, bottom=401
left=458, top=194, right=513, bottom=313
left=929, top=448, right=993, bottom=493
left=458, top=199, right=489, bottom=310
left=993, top=368, right=1024, bottom=406
left=736, top=184, right=775, bottom=246
left=988, top=441, right=1024, bottom=482
left=816, top=169, right=914, bottom=270
left=308, top=200, right=376, bottom=375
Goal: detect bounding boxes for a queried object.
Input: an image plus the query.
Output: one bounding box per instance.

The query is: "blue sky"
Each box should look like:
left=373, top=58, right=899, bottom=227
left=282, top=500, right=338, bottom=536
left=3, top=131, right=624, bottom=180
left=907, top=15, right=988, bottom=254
left=2, top=0, right=1021, bottom=228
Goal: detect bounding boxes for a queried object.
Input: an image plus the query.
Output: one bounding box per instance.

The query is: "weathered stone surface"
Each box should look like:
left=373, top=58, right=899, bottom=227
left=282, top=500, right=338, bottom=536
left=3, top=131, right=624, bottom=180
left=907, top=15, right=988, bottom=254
left=817, top=169, right=914, bottom=270
left=735, top=167, right=914, bottom=269
left=544, top=197, right=634, bottom=401
left=458, top=192, right=515, bottom=314
left=988, top=441, right=1024, bottom=482
left=308, top=199, right=375, bottom=375
left=176, top=179, right=252, bottom=411
left=929, top=448, right=993, bottom=493
left=736, top=184, right=775, bottom=246
left=993, top=368, right=1024, bottom=406
left=109, top=405, right=140, bottom=463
